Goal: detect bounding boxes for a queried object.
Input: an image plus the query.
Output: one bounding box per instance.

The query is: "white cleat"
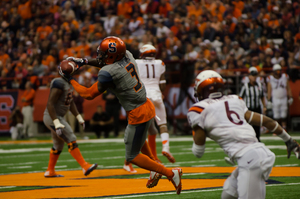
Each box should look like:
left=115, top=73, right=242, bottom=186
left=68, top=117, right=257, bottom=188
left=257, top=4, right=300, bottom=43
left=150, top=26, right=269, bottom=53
left=123, top=163, right=137, bottom=173
left=169, top=168, right=182, bottom=195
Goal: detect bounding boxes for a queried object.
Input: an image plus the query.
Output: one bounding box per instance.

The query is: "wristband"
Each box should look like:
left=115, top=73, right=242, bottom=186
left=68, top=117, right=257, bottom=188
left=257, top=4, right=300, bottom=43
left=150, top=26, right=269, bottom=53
left=278, top=130, right=291, bottom=142
left=159, top=80, right=166, bottom=84
left=53, top=119, right=61, bottom=129
left=192, top=142, right=205, bottom=158
left=76, top=114, right=84, bottom=123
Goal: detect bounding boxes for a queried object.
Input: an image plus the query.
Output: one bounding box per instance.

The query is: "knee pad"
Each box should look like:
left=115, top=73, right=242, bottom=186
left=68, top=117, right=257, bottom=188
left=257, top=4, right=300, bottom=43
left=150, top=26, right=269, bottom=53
left=50, top=147, right=62, bottom=155
left=68, top=141, right=78, bottom=152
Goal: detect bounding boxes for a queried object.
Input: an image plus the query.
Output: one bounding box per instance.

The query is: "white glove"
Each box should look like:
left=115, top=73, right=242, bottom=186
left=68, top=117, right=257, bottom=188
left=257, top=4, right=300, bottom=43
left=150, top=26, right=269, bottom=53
left=53, top=119, right=65, bottom=136
left=76, top=114, right=85, bottom=130
left=267, top=101, right=272, bottom=109
left=288, top=98, right=294, bottom=106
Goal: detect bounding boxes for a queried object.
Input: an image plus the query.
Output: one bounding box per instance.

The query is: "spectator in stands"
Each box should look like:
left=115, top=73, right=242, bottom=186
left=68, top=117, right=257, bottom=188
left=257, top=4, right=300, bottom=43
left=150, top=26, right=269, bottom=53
left=90, top=105, right=113, bottom=138
left=21, top=81, right=37, bottom=138
left=9, top=105, right=24, bottom=140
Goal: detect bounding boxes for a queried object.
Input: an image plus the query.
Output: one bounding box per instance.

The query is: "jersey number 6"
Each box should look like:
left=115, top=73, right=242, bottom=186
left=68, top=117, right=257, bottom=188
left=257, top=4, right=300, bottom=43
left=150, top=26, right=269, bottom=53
left=225, top=101, right=243, bottom=125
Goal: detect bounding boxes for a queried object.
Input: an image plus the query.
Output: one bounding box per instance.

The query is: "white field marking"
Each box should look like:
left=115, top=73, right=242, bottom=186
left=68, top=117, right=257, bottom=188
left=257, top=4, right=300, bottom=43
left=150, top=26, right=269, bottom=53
left=192, top=164, right=216, bottom=167
left=42, top=165, right=67, bottom=169
left=8, top=166, right=32, bottom=169
left=104, top=182, right=300, bottom=199
left=0, top=148, right=50, bottom=153
left=266, top=145, right=287, bottom=150
left=274, top=164, right=299, bottom=167
left=182, top=173, right=206, bottom=176
left=0, top=186, right=16, bottom=189
left=0, top=161, right=39, bottom=167
left=1, top=136, right=300, bottom=145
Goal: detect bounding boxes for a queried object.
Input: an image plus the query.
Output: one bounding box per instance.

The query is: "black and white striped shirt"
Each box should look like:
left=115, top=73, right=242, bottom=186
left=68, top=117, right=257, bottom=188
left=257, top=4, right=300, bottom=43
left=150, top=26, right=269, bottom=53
left=239, top=82, right=264, bottom=110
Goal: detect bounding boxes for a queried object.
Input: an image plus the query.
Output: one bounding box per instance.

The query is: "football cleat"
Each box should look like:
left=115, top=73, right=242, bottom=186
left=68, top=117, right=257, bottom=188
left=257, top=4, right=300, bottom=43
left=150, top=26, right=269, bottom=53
left=44, top=170, right=64, bottom=178
left=162, top=150, right=176, bottom=163
left=83, top=163, right=98, bottom=176
left=123, top=163, right=137, bottom=173
left=169, top=168, right=183, bottom=195
left=146, top=170, right=162, bottom=188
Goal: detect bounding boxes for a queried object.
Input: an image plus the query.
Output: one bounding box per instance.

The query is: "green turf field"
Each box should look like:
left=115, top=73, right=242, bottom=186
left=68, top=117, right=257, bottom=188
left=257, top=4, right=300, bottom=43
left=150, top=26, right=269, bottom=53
left=0, top=134, right=300, bottom=199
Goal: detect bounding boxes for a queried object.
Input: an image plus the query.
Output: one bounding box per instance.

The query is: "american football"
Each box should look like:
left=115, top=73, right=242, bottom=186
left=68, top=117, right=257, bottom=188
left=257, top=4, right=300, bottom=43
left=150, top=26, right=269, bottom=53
left=60, top=60, right=76, bottom=74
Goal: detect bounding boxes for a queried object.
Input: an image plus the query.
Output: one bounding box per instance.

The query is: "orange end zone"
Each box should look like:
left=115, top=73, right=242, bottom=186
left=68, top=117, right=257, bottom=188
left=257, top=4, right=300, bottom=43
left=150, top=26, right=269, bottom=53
left=0, top=167, right=299, bottom=199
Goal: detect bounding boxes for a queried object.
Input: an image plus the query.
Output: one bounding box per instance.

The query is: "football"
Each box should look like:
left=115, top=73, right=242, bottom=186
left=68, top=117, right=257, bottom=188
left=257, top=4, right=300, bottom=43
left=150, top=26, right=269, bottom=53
left=60, top=60, right=76, bottom=74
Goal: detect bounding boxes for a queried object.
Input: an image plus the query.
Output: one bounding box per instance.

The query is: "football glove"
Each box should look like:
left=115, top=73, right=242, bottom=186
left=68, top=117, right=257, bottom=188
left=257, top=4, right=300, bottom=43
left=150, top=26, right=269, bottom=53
left=288, top=98, right=294, bottom=106
left=76, top=114, right=85, bottom=130
left=66, top=57, right=88, bottom=69
left=58, top=66, right=74, bottom=82
left=53, top=119, right=65, bottom=136
left=285, top=138, right=300, bottom=159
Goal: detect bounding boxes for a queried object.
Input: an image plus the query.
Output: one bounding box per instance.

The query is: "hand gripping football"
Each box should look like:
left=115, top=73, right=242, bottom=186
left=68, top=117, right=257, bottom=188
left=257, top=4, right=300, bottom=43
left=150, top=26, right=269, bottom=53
left=60, top=60, right=77, bottom=75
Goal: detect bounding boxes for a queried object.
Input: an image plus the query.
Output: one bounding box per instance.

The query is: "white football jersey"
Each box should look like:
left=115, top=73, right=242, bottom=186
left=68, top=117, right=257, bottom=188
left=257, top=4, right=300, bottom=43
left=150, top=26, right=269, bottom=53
left=136, top=58, right=165, bottom=92
left=267, top=73, right=288, bottom=99
left=187, top=95, right=259, bottom=159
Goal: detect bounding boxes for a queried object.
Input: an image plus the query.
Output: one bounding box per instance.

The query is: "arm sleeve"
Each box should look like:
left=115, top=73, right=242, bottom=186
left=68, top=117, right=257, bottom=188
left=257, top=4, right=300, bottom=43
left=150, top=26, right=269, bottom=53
left=70, top=80, right=100, bottom=100
left=187, top=105, right=205, bottom=129
left=25, top=89, right=35, bottom=101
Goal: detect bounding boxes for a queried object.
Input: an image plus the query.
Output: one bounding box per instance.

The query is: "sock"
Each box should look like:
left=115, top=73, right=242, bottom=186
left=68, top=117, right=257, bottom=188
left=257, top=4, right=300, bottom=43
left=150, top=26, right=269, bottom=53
left=148, top=134, right=158, bottom=160
left=141, top=141, right=155, bottom=160
left=131, top=153, right=174, bottom=179
left=69, top=147, right=87, bottom=168
left=47, top=148, right=60, bottom=171
left=161, top=132, right=169, bottom=150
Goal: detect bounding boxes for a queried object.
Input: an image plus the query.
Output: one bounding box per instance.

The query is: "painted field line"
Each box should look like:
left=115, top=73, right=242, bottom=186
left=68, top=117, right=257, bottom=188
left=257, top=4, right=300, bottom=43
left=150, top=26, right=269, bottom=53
left=105, top=182, right=300, bottom=199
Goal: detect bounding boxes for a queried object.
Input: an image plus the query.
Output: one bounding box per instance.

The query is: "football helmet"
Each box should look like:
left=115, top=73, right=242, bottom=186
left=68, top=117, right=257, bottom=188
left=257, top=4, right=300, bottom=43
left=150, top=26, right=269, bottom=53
left=194, top=70, right=224, bottom=100
left=272, top=64, right=281, bottom=76
left=140, top=44, right=157, bottom=58
left=97, top=36, right=126, bottom=65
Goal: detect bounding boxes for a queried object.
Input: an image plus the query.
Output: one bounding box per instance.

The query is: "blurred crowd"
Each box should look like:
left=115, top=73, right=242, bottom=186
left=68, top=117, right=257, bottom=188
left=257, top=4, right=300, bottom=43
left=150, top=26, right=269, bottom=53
left=1, top=0, right=300, bottom=91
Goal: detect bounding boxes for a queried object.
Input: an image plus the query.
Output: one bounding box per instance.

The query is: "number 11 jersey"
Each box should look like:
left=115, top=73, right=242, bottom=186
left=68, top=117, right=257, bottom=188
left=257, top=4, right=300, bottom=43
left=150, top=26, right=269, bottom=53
left=187, top=95, right=259, bottom=159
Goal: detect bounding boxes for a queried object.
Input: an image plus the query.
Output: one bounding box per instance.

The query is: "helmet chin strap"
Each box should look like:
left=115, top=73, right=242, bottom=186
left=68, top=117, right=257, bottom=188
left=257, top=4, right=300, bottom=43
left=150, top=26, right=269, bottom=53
left=208, top=92, right=223, bottom=99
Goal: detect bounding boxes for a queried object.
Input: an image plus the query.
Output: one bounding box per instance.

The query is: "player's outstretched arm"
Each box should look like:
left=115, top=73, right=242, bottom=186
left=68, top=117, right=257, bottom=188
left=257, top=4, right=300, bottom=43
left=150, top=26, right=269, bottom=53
left=66, top=57, right=103, bottom=69
left=245, top=111, right=300, bottom=159
left=69, top=79, right=101, bottom=100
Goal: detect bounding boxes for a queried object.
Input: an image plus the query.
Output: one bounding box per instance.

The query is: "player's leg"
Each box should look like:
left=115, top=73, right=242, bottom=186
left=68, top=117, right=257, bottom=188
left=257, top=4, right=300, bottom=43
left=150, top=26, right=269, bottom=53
left=60, top=117, right=98, bottom=176
left=222, top=168, right=238, bottom=199
left=43, top=115, right=64, bottom=177
left=125, top=119, right=182, bottom=194
left=147, top=120, right=160, bottom=162
left=236, top=147, right=275, bottom=199
left=280, top=98, right=288, bottom=130
left=156, top=101, right=176, bottom=163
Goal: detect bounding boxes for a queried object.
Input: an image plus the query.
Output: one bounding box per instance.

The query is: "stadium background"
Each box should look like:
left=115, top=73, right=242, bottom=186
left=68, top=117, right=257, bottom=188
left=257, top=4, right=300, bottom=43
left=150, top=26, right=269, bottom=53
left=1, top=0, right=300, bottom=135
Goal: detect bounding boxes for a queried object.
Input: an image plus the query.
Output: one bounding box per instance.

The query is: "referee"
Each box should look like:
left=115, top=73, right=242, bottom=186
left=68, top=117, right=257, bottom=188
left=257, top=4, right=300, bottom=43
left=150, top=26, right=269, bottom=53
left=239, top=67, right=267, bottom=141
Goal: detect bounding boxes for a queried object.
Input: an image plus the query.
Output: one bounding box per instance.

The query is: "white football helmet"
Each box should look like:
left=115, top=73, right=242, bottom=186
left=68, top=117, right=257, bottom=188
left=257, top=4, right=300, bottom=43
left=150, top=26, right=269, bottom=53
left=194, top=70, right=224, bottom=100
left=140, top=44, right=157, bottom=58
left=272, top=64, right=281, bottom=71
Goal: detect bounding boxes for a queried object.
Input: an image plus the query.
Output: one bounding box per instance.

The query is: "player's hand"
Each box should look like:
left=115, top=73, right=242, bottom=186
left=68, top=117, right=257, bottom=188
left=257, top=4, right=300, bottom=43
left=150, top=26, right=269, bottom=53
left=285, top=138, right=300, bottom=159
left=288, top=98, right=294, bottom=106
left=267, top=101, right=272, bottom=109
left=66, top=57, right=88, bottom=69
left=76, top=115, right=85, bottom=130
left=53, top=119, right=65, bottom=136
left=58, top=66, right=74, bottom=82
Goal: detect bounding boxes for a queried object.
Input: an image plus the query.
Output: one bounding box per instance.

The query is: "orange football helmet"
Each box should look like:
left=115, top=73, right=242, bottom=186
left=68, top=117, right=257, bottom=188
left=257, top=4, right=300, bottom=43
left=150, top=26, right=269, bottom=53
left=97, top=36, right=126, bottom=65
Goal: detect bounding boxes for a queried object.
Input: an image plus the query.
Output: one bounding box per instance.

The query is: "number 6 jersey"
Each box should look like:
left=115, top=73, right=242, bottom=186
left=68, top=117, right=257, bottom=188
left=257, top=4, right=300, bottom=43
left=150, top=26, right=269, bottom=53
left=187, top=95, right=260, bottom=159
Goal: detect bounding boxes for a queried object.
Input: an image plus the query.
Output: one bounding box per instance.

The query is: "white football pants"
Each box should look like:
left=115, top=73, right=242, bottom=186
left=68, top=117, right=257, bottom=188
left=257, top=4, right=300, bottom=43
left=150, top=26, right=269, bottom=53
left=222, top=146, right=275, bottom=199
